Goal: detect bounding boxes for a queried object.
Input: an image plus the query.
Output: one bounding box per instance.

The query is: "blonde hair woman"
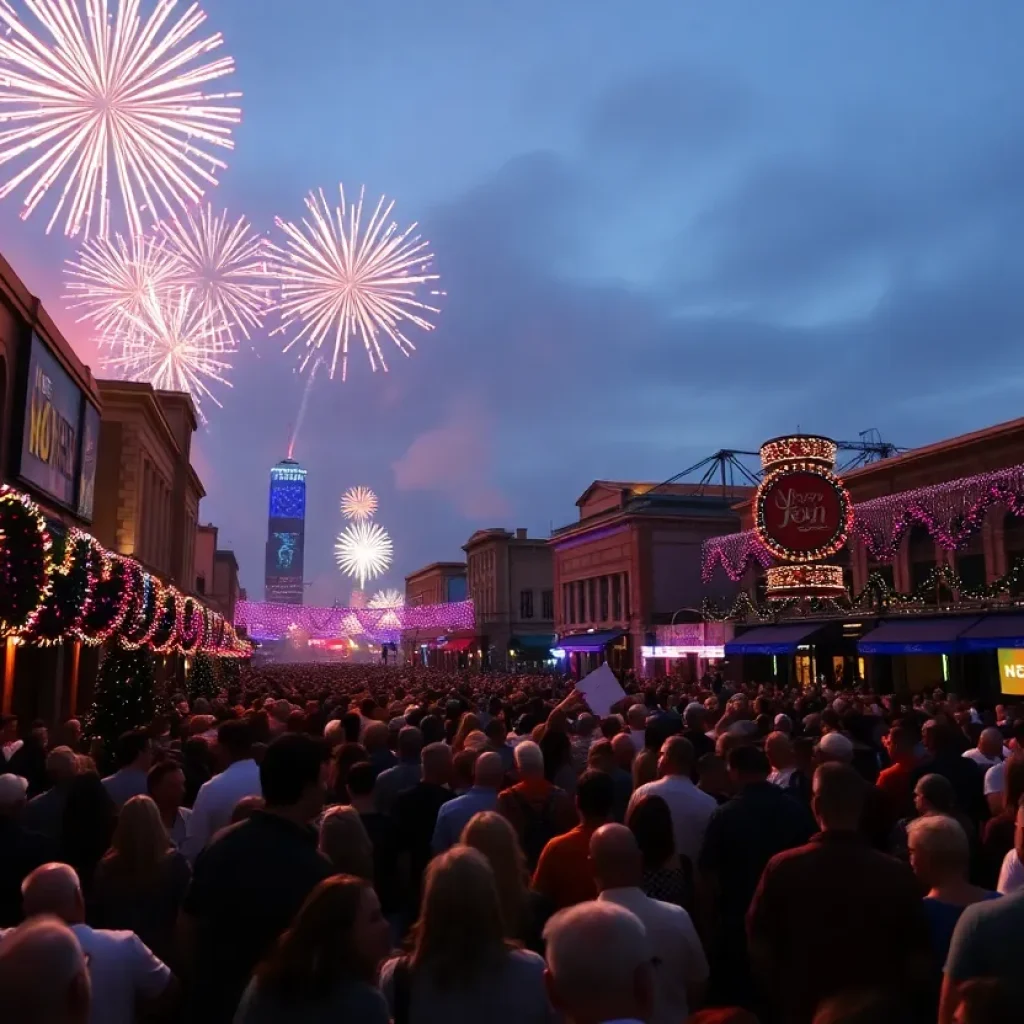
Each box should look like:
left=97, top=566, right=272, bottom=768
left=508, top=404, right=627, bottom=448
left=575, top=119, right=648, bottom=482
left=379, top=846, right=553, bottom=1024
left=91, top=794, right=190, bottom=965
left=460, top=812, right=545, bottom=951
left=452, top=713, right=483, bottom=754
left=319, top=805, right=374, bottom=881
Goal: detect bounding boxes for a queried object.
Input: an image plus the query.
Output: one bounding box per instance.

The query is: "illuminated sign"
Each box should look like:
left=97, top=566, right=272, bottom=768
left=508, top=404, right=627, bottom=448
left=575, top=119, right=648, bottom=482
left=998, top=649, right=1024, bottom=695
left=641, top=645, right=726, bottom=659
left=17, top=335, right=98, bottom=520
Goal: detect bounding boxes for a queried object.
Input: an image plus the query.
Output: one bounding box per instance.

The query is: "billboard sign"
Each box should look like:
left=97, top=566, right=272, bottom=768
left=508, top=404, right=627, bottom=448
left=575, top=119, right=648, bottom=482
left=998, top=648, right=1024, bottom=695
left=266, top=530, right=304, bottom=578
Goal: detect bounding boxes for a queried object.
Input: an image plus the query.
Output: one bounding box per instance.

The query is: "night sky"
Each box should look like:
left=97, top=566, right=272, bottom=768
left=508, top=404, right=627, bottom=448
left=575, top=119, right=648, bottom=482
left=2, top=0, right=1022, bottom=604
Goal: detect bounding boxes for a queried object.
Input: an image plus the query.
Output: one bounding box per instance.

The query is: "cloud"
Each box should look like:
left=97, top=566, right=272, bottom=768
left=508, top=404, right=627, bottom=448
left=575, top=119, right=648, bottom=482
left=392, top=400, right=511, bottom=520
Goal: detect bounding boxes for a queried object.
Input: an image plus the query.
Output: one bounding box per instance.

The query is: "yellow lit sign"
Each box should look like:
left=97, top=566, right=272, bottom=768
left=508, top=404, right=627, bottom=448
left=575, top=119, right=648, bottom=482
left=997, top=649, right=1024, bottom=695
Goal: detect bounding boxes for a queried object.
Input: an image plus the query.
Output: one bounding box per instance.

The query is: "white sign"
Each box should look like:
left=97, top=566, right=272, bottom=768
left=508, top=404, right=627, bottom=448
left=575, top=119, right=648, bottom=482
left=641, top=645, right=726, bottom=659
left=575, top=662, right=627, bottom=718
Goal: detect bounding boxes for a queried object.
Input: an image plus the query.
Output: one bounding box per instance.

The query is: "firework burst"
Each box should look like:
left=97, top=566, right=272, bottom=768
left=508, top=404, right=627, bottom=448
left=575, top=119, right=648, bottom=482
left=340, top=486, right=378, bottom=522
left=0, top=0, right=241, bottom=239
left=369, top=588, right=404, bottom=609
left=102, top=285, right=233, bottom=422
left=160, top=204, right=271, bottom=342
left=269, top=184, right=443, bottom=382
left=334, top=520, right=392, bottom=590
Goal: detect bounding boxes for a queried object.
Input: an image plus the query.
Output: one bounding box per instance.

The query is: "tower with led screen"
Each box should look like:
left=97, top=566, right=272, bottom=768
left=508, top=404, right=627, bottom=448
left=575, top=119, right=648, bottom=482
left=265, top=458, right=307, bottom=604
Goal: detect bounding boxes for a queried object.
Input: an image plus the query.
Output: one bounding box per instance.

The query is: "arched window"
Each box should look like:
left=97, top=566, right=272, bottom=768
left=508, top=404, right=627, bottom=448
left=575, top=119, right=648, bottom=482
left=955, top=527, right=987, bottom=593
left=908, top=525, right=938, bottom=603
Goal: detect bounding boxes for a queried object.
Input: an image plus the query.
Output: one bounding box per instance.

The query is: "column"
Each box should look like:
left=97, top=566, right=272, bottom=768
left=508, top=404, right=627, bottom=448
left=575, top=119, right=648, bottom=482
left=893, top=535, right=911, bottom=593
left=983, top=508, right=1007, bottom=583
left=849, top=537, right=869, bottom=595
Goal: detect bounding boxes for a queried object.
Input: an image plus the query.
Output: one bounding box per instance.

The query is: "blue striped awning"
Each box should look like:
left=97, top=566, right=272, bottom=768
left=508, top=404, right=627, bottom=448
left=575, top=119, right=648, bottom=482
left=725, top=623, right=824, bottom=656
left=959, top=615, right=1024, bottom=651
left=555, top=629, right=625, bottom=652
left=858, top=616, right=981, bottom=655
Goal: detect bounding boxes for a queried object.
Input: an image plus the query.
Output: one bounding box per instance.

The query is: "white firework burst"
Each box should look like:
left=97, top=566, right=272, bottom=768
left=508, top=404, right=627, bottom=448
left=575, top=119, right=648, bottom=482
left=269, top=184, right=443, bottom=382
left=102, top=285, right=233, bottom=422
left=369, top=588, right=404, bottom=609
left=0, top=0, right=242, bottom=239
left=340, top=486, right=377, bottom=522
left=160, top=204, right=271, bottom=342
left=334, top=520, right=392, bottom=590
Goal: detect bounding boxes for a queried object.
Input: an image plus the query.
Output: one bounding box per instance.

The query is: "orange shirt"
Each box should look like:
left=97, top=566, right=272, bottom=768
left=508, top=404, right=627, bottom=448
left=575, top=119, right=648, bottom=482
left=875, top=757, right=918, bottom=819
left=532, top=824, right=597, bottom=909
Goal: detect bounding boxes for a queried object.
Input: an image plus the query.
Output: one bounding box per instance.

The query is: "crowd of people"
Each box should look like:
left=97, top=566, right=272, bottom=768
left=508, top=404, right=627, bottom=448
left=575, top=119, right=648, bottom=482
left=1, top=660, right=1023, bottom=1024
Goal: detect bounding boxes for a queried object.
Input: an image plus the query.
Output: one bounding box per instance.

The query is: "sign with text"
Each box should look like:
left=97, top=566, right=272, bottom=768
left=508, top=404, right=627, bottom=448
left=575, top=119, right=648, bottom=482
left=18, top=335, right=96, bottom=517
left=998, top=648, right=1024, bottom=695
left=756, top=469, right=848, bottom=560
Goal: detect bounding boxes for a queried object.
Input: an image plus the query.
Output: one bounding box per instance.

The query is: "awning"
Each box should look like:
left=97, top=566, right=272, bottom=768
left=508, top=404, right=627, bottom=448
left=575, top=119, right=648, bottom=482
left=555, top=629, right=625, bottom=653
left=958, top=614, right=1024, bottom=651
left=439, top=638, right=473, bottom=652
left=511, top=634, right=556, bottom=650
left=724, top=623, right=824, bottom=656
left=858, top=616, right=981, bottom=655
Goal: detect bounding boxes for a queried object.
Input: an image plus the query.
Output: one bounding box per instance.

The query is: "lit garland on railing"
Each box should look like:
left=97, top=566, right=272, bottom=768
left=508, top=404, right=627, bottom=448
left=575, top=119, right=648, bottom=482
left=703, top=462, right=1024, bottom=581
left=0, top=485, right=249, bottom=657
left=765, top=564, right=846, bottom=598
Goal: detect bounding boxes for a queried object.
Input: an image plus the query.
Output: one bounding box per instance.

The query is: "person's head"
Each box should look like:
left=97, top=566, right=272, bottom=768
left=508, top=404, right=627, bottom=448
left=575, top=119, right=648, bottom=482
left=362, top=721, right=389, bottom=753
left=658, top=735, right=694, bottom=779
left=884, top=723, right=916, bottom=760
left=587, top=738, right=615, bottom=774
left=359, top=697, right=378, bottom=720
left=764, top=731, right=794, bottom=771
left=260, top=734, right=328, bottom=821
left=575, top=768, right=615, bottom=826
left=411, top=845, right=511, bottom=987
left=21, top=863, right=85, bottom=925
left=451, top=748, right=479, bottom=791
left=217, top=719, right=253, bottom=764
left=576, top=713, right=596, bottom=738
left=977, top=727, right=1004, bottom=760
left=589, top=822, right=643, bottom=891
left=812, top=762, right=865, bottom=832
left=474, top=750, right=504, bottom=790
left=773, top=713, right=793, bottom=736
left=318, top=805, right=374, bottom=879
left=103, top=795, right=170, bottom=876
left=345, top=761, right=376, bottom=807
left=914, top=772, right=955, bottom=816
left=255, top=875, right=390, bottom=1004
left=0, top=772, right=29, bottom=817
left=513, top=740, right=545, bottom=780
left=727, top=744, right=771, bottom=787
left=146, top=761, right=185, bottom=812
left=1001, top=754, right=1024, bottom=816
left=0, top=916, right=90, bottom=1024
left=626, top=704, right=647, bottom=731
left=922, top=719, right=955, bottom=755
left=683, top=702, right=705, bottom=731
left=331, top=742, right=368, bottom=794
left=419, top=713, right=445, bottom=745
left=484, top=718, right=507, bottom=748
left=544, top=901, right=654, bottom=1024
left=611, top=732, right=635, bottom=770
left=114, top=730, right=152, bottom=772
left=816, top=731, right=854, bottom=765
left=697, top=752, right=728, bottom=795
left=45, top=747, right=79, bottom=787
left=231, top=795, right=265, bottom=823
left=460, top=812, right=528, bottom=940
left=907, top=814, right=970, bottom=889
left=323, top=719, right=344, bottom=747
left=600, top=715, right=623, bottom=741
left=540, top=729, right=572, bottom=780
left=626, top=794, right=675, bottom=871
left=396, top=727, right=423, bottom=762
left=420, top=741, right=452, bottom=786
left=341, top=711, right=362, bottom=743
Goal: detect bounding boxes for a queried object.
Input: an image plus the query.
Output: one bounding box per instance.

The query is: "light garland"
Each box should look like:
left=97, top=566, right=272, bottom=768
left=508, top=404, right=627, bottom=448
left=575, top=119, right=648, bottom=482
left=0, top=487, right=53, bottom=636
left=759, top=435, right=837, bottom=471
left=765, top=564, right=846, bottom=598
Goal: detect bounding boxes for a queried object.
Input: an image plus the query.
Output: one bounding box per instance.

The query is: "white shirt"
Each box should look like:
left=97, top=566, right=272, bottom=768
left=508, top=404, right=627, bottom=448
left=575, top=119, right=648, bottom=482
left=998, top=848, right=1024, bottom=894
left=629, top=729, right=646, bottom=753
left=627, top=774, right=718, bottom=866
left=70, top=925, right=171, bottom=1024
left=963, top=748, right=1007, bottom=770
left=984, top=761, right=1007, bottom=797
left=598, top=887, right=708, bottom=1024
left=182, top=758, right=261, bottom=863
left=768, top=766, right=796, bottom=789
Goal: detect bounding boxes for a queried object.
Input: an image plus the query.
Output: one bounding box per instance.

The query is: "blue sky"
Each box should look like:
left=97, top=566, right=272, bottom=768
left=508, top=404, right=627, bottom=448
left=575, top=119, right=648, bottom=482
left=3, top=0, right=1024, bottom=603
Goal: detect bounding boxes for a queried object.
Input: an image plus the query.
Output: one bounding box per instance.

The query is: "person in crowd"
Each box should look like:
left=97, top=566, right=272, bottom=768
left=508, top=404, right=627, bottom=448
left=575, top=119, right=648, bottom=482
left=182, top=720, right=260, bottom=862
left=876, top=722, right=921, bottom=820
left=570, top=712, right=596, bottom=775
left=146, top=762, right=191, bottom=849
left=375, top=725, right=423, bottom=813
left=432, top=750, right=502, bottom=854
left=1, top=714, right=24, bottom=772
left=181, top=736, right=212, bottom=808
left=911, top=721, right=987, bottom=827
left=180, top=733, right=333, bottom=1024
left=345, top=761, right=405, bottom=933
left=627, top=793, right=693, bottom=910
left=485, top=717, right=516, bottom=775
left=697, top=753, right=732, bottom=805
left=363, top=721, right=398, bottom=778
left=906, top=814, right=998, bottom=966
left=0, top=773, right=51, bottom=926
left=610, top=730, right=635, bottom=775
left=452, top=711, right=484, bottom=754
left=58, top=772, right=116, bottom=902
left=230, top=795, right=265, bottom=823
left=542, top=899, right=655, bottom=1024
left=747, top=762, right=931, bottom=1023
left=496, top=740, right=576, bottom=869
left=699, top=744, right=816, bottom=1007
left=378, top=845, right=552, bottom=1024
left=765, top=731, right=798, bottom=789
left=540, top=729, right=577, bottom=797
left=235, top=875, right=391, bottom=1024
left=940, top=888, right=1024, bottom=1024
left=21, top=862, right=177, bottom=1024
left=393, top=741, right=454, bottom=902
left=682, top=702, right=715, bottom=777
left=980, top=754, right=1024, bottom=886
left=629, top=736, right=717, bottom=867
left=318, top=804, right=374, bottom=879
left=587, top=739, right=633, bottom=822
left=626, top=703, right=648, bottom=753
left=632, top=723, right=663, bottom=790
left=592, top=823, right=708, bottom=1024
left=0, top=915, right=92, bottom=1024
left=533, top=769, right=615, bottom=911
left=23, top=747, right=79, bottom=844
left=962, top=727, right=1007, bottom=770
left=462, top=811, right=548, bottom=951
left=101, top=731, right=153, bottom=809
left=90, top=795, right=191, bottom=966
left=995, top=794, right=1024, bottom=893
left=330, top=741, right=369, bottom=803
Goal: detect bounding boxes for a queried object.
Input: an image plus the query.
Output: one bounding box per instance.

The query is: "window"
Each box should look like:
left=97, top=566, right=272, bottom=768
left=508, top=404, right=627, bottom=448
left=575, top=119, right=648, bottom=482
left=520, top=589, right=534, bottom=619
left=612, top=574, right=622, bottom=620
left=588, top=578, right=597, bottom=623
left=542, top=589, right=554, bottom=620
left=599, top=577, right=609, bottom=622
left=563, top=584, right=571, bottom=625
left=196, top=575, right=206, bottom=595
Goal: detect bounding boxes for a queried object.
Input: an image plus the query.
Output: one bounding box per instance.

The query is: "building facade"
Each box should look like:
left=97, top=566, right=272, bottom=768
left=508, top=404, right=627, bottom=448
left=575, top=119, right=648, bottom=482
left=551, top=481, right=751, bottom=675
left=195, top=523, right=241, bottom=623
left=464, top=527, right=554, bottom=668
left=403, top=561, right=468, bottom=664
left=265, top=458, right=306, bottom=604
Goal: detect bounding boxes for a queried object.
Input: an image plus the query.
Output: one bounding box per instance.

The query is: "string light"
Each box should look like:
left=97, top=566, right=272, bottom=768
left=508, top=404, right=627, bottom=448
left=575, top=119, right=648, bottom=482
left=759, top=435, right=837, bottom=471
left=765, top=564, right=846, bottom=599
left=0, top=487, right=53, bottom=636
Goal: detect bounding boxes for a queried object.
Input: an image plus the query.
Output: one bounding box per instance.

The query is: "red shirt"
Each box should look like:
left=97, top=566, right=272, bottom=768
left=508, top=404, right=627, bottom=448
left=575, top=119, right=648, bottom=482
left=532, top=824, right=598, bottom=909
left=876, top=756, right=919, bottom=819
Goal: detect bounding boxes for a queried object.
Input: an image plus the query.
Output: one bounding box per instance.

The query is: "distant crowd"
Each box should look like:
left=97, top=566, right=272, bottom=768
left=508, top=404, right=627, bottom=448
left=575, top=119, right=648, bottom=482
left=1, top=661, right=1023, bottom=1024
